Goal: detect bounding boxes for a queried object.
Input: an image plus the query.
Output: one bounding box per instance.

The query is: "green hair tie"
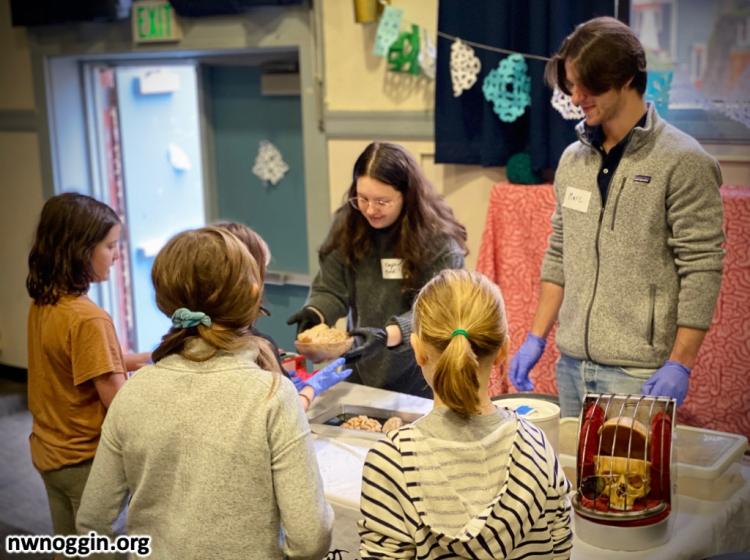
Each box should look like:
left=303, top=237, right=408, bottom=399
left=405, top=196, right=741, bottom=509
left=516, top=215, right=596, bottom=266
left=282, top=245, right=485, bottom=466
left=451, top=329, right=469, bottom=339
left=171, top=307, right=212, bottom=329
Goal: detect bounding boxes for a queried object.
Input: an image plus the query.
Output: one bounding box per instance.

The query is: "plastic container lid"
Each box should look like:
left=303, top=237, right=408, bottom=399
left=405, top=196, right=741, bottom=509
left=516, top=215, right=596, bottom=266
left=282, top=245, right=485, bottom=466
left=494, top=396, right=561, bottom=452
left=493, top=396, right=560, bottom=422
left=674, top=424, right=748, bottom=478
left=511, top=399, right=559, bottom=422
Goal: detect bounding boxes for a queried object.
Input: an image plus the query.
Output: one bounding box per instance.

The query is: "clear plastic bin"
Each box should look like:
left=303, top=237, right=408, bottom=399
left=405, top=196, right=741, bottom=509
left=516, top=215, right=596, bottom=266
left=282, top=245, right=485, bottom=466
left=674, top=424, right=747, bottom=500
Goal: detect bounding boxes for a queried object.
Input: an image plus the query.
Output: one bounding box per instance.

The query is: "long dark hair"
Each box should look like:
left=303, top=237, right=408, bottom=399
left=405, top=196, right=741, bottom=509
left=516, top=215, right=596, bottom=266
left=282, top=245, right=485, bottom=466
left=27, top=192, right=120, bottom=305
left=320, top=142, right=468, bottom=290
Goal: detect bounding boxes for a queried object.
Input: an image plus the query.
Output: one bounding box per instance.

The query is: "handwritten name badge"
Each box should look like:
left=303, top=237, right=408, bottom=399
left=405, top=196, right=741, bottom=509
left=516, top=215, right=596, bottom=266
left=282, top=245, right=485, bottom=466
left=563, top=187, right=591, bottom=213
left=381, top=258, right=404, bottom=279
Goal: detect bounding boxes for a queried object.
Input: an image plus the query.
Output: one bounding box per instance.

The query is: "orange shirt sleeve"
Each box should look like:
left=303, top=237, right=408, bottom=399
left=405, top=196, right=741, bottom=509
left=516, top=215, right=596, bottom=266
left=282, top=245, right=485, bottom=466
left=71, top=317, right=126, bottom=386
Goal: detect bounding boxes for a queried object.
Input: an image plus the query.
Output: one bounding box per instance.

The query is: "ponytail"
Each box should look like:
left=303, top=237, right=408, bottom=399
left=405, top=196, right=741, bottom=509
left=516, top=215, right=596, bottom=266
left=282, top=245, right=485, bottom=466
left=412, top=269, right=509, bottom=417
left=433, top=334, right=480, bottom=417
left=151, top=227, right=281, bottom=389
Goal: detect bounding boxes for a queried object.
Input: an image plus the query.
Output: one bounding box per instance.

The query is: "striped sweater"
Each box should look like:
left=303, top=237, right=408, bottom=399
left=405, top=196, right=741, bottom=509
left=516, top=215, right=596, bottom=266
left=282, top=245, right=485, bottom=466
left=358, top=406, right=572, bottom=559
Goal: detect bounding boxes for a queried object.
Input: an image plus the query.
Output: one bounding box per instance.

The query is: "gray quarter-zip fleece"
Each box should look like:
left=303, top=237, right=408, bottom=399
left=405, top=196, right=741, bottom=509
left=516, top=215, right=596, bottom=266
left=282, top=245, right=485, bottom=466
left=307, top=219, right=465, bottom=397
left=541, top=103, right=724, bottom=368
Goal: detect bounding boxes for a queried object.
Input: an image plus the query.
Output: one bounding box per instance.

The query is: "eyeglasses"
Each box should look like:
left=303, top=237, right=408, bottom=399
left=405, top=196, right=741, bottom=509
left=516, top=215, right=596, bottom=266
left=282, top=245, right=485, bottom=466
left=348, top=196, right=398, bottom=211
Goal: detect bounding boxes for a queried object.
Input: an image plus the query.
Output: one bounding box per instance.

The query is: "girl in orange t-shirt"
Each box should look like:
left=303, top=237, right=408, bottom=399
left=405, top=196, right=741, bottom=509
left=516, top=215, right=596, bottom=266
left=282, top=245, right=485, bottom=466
left=26, top=192, right=131, bottom=535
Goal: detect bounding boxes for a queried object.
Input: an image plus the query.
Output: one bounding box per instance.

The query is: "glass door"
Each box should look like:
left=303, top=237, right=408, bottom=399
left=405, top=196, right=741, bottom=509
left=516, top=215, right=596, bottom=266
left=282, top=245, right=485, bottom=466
left=86, top=63, right=207, bottom=353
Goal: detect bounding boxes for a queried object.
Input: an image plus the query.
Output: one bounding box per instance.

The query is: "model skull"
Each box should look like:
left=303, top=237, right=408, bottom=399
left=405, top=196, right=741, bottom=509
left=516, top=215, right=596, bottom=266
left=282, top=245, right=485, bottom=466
left=594, top=416, right=651, bottom=510
left=594, top=455, right=651, bottom=510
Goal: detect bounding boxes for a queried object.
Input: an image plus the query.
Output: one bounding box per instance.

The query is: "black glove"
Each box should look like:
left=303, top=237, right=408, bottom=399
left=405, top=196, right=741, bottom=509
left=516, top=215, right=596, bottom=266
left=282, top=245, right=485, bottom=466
left=286, top=307, right=322, bottom=335
left=342, top=327, right=388, bottom=364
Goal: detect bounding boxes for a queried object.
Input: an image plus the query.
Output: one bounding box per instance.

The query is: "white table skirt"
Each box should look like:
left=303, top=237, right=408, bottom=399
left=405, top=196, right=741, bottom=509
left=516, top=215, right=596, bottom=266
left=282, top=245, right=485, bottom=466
left=309, top=382, right=750, bottom=559
left=308, top=382, right=432, bottom=556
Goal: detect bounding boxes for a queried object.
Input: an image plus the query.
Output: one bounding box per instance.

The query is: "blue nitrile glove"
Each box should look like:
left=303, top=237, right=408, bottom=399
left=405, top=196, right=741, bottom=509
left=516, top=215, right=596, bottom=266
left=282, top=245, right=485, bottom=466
left=509, top=333, right=546, bottom=391
left=341, top=327, right=388, bottom=365
left=303, top=358, right=353, bottom=397
left=641, top=360, right=691, bottom=405
left=288, top=371, right=307, bottom=391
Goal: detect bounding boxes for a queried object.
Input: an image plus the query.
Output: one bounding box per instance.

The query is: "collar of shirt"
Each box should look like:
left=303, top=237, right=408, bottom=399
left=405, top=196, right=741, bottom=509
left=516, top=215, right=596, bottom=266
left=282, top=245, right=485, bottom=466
left=584, top=111, right=648, bottom=157
left=586, top=111, right=648, bottom=204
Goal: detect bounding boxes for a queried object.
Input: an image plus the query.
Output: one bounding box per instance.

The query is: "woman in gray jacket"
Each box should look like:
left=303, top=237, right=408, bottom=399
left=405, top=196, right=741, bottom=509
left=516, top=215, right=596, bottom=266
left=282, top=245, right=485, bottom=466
left=288, top=142, right=467, bottom=397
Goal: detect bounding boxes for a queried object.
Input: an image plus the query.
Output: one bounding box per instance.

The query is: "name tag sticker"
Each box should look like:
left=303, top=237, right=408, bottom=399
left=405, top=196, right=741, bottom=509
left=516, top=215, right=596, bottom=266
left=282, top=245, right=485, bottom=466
left=563, top=187, right=591, bottom=213
left=381, top=258, right=403, bottom=279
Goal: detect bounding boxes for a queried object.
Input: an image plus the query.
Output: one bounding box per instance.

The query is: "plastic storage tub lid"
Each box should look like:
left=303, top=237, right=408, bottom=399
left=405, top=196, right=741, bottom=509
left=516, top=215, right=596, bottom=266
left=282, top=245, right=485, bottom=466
left=675, top=424, right=748, bottom=478
left=492, top=395, right=560, bottom=422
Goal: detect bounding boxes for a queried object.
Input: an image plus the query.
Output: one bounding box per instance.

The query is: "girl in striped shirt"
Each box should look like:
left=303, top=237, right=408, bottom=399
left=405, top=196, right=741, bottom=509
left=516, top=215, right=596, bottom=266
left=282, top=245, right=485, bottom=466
left=358, top=269, right=572, bottom=559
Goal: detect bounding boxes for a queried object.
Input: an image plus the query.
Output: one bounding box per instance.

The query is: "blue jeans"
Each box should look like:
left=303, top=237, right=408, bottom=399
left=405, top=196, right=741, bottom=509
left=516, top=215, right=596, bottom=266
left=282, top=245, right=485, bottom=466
left=555, top=354, right=654, bottom=418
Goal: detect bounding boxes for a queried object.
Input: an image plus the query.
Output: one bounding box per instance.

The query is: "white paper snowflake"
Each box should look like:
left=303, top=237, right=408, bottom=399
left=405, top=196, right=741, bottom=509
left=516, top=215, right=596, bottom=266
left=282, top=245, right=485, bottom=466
left=450, top=39, right=481, bottom=97
left=551, top=87, right=585, bottom=120
left=419, top=28, right=436, bottom=80
left=252, top=141, right=289, bottom=186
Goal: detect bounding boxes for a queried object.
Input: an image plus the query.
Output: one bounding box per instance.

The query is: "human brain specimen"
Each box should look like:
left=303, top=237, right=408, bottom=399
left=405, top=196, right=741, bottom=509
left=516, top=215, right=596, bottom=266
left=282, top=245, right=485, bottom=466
left=342, top=415, right=383, bottom=432
left=341, top=415, right=405, bottom=433
left=297, top=324, right=347, bottom=344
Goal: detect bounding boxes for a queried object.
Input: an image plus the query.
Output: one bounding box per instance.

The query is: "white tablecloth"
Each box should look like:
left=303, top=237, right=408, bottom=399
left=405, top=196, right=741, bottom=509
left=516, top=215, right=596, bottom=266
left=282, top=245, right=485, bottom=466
left=309, top=383, right=750, bottom=559
left=308, top=382, right=433, bottom=509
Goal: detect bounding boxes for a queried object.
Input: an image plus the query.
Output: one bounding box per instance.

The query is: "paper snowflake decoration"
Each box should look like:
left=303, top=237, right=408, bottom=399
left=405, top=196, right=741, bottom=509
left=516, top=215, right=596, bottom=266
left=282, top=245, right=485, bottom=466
left=551, top=87, right=585, bottom=120
left=450, top=39, right=481, bottom=97
left=373, top=5, right=403, bottom=57
left=418, top=28, right=436, bottom=80
left=387, top=24, right=421, bottom=75
left=645, top=70, right=674, bottom=116
left=252, top=141, right=288, bottom=186
left=482, top=54, right=531, bottom=123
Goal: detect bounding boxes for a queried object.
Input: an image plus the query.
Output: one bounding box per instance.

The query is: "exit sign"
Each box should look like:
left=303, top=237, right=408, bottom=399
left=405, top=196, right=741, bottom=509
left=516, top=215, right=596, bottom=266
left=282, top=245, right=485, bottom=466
left=132, top=0, right=182, bottom=44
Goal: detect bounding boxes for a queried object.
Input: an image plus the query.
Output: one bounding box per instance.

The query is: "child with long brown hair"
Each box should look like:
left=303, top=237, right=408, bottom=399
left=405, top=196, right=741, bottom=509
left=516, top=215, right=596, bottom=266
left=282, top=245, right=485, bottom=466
left=287, top=142, right=467, bottom=398
left=26, top=192, right=132, bottom=537
left=77, top=226, right=333, bottom=558
left=358, top=269, right=572, bottom=559
left=215, top=220, right=352, bottom=411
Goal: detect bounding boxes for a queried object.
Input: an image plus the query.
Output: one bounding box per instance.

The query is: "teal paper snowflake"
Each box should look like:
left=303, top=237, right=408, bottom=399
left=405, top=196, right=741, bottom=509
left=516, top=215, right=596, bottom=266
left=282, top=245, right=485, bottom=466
left=482, top=54, right=531, bottom=123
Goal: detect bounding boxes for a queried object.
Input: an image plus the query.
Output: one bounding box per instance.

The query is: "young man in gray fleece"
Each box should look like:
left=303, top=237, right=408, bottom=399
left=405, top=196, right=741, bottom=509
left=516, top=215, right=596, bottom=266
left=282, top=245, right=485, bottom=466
left=509, top=16, right=724, bottom=417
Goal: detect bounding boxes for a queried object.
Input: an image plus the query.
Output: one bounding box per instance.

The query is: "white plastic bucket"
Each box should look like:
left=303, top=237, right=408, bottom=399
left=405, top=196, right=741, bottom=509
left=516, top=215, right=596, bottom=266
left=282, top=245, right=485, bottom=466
left=494, top=396, right=561, bottom=453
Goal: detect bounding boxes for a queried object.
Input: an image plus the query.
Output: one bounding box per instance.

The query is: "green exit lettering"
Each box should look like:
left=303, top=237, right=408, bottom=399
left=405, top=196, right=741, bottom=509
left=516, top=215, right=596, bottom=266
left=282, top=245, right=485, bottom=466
left=133, top=1, right=181, bottom=43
